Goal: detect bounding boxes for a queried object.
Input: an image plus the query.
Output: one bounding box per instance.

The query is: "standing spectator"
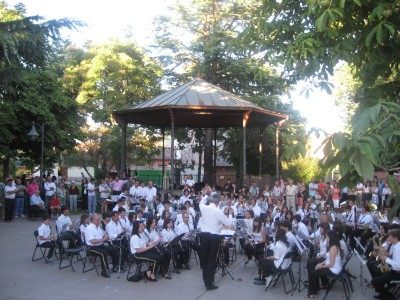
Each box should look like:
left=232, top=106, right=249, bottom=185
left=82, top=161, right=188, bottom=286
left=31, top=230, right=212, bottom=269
left=272, top=180, right=282, bottom=204
left=4, top=178, right=18, bottom=223
left=44, top=176, right=56, bottom=211
left=109, top=176, right=129, bottom=196
left=99, top=179, right=111, bottom=213
left=87, top=178, right=98, bottom=215
left=14, top=178, right=26, bottom=218
left=68, top=181, right=79, bottom=212
left=355, top=181, right=364, bottom=207
left=330, top=182, right=340, bottom=209
left=285, top=179, right=297, bottom=211
left=308, top=178, right=318, bottom=200
left=81, top=178, right=88, bottom=210
left=249, top=182, right=260, bottom=200
left=317, top=179, right=325, bottom=200
left=382, top=183, right=392, bottom=208
left=56, top=182, right=67, bottom=206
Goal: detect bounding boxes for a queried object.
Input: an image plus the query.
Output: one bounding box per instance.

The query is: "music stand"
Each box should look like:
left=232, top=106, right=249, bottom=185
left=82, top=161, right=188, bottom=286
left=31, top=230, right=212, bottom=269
left=354, top=237, right=366, bottom=254
left=291, top=236, right=308, bottom=295
left=165, top=233, right=185, bottom=273
left=112, top=235, right=128, bottom=279
left=215, top=234, right=234, bottom=280
left=354, top=249, right=367, bottom=288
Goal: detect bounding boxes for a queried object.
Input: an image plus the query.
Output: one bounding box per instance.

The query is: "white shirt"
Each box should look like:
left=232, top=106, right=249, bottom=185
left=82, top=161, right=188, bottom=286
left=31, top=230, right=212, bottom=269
left=270, top=240, right=290, bottom=268
left=130, top=234, right=146, bottom=254
left=326, top=249, right=342, bottom=275
left=296, top=222, right=310, bottom=239
left=44, top=182, right=56, bottom=197
left=106, top=220, right=124, bottom=241
left=85, top=223, right=105, bottom=246
left=30, top=194, right=44, bottom=206
left=222, top=205, right=238, bottom=216
left=250, top=204, right=261, bottom=217
left=174, top=213, right=194, bottom=228
left=144, top=186, right=157, bottom=201
left=119, top=216, right=129, bottom=230
left=309, top=183, right=318, bottom=197
left=129, top=185, right=142, bottom=201
left=358, top=213, right=373, bottom=229
left=88, top=183, right=96, bottom=196
left=386, top=241, right=400, bottom=271
left=38, top=223, right=52, bottom=245
left=186, top=179, right=195, bottom=187
left=200, top=202, right=232, bottom=235
left=175, top=222, right=194, bottom=236
left=99, top=184, right=110, bottom=199
left=162, top=228, right=176, bottom=243
left=56, top=214, right=73, bottom=234
left=4, top=185, right=17, bottom=199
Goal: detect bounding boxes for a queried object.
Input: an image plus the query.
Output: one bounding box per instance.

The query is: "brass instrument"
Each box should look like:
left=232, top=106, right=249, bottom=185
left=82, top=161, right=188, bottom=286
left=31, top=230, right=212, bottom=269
left=368, top=203, right=377, bottom=211
left=369, top=235, right=380, bottom=258
left=376, top=234, right=391, bottom=273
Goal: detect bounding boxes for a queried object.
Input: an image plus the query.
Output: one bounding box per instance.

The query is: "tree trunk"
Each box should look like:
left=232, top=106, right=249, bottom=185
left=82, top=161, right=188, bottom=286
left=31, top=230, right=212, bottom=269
left=203, top=128, right=213, bottom=185
left=2, top=156, right=10, bottom=181
left=197, top=135, right=202, bottom=184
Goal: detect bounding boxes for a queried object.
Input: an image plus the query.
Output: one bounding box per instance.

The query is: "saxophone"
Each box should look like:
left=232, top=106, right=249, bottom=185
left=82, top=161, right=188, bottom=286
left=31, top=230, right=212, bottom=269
left=376, top=234, right=391, bottom=274
left=369, top=235, right=379, bottom=258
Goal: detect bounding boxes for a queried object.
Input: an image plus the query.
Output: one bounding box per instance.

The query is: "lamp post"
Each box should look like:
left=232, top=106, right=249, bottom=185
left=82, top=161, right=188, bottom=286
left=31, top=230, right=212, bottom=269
left=27, top=122, right=45, bottom=187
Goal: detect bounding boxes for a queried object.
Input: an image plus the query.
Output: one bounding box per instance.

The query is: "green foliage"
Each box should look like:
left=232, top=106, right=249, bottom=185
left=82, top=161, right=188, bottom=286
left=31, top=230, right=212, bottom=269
left=281, top=156, right=328, bottom=184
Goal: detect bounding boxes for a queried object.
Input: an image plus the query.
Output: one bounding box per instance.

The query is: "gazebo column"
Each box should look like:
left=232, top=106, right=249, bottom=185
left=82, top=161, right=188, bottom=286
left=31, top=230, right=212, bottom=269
left=259, top=126, right=263, bottom=179
left=275, top=119, right=287, bottom=179
left=169, top=110, right=175, bottom=193
left=242, top=112, right=250, bottom=186
left=162, top=127, right=165, bottom=192
left=120, top=118, right=127, bottom=177
left=213, top=128, right=217, bottom=186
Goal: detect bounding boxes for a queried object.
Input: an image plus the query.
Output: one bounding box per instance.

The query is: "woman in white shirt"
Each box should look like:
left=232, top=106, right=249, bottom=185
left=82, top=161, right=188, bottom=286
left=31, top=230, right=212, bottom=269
left=79, top=213, right=90, bottom=242
left=244, top=217, right=267, bottom=264
left=305, top=230, right=342, bottom=298
left=254, top=228, right=290, bottom=286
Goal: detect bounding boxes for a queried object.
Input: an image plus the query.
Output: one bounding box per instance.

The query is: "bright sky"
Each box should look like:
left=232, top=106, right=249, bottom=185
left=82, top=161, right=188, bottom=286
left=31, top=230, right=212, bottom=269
left=7, top=0, right=344, bottom=135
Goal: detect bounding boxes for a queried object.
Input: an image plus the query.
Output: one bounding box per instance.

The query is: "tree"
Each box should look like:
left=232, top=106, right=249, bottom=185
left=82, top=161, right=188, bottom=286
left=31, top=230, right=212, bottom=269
left=62, top=39, right=164, bottom=171
left=154, top=0, right=304, bottom=182
left=0, top=2, right=84, bottom=179
left=243, top=0, right=400, bottom=215
left=281, top=156, right=328, bottom=184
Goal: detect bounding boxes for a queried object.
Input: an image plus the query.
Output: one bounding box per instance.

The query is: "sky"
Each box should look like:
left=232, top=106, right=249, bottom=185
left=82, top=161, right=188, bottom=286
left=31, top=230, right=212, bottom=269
left=6, top=0, right=344, bottom=135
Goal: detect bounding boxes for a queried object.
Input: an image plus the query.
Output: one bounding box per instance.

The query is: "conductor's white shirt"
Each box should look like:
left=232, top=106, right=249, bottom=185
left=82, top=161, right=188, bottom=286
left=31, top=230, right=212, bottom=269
left=199, top=202, right=231, bottom=234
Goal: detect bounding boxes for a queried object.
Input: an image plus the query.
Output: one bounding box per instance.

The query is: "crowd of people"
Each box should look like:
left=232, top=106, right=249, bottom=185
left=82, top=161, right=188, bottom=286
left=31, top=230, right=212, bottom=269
left=1, top=174, right=399, bottom=298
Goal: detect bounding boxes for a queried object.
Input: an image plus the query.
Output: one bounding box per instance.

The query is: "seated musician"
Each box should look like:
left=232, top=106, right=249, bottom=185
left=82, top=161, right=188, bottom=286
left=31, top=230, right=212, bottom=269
left=157, top=200, right=173, bottom=217
left=349, top=205, right=375, bottom=251
left=37, top=215, right=57, bottom=262
left=175, top=205, right=194, bottom=228
left=118, top=207, right=129, bottom=230
left=126, top=211, right=137, bottom=236
left=158, top=209, right=170, bottom=230
left=85, top=213, right=119, bottom=278
left=244, top=217, right=267, bottom=264
left=79, top=213, right=90, bottom=243
left=371, top=228, right=400, bottom=300
left=293, top=214, right=310, bottom=240
left=305, top=230, right=343, bottom=298
left=161, top=218, right=181, bottom=273
left=106, top=211, right=128, bottom=266
left=30, top=189, right=47, bottom=218
left=56, top=205, right=80, bottom=247
left=175, top=212, right=193, bottom=270
left=112, top=198, right=126, bottom=212
left=130, top=221, right=170, bottom=281
left=100, top=212, right=111, bottom=231
left=254, top=228, right=290, bottom=286
left=222, top=208, right=236, bottom=266
left=343, top=201, right=356, bottom=241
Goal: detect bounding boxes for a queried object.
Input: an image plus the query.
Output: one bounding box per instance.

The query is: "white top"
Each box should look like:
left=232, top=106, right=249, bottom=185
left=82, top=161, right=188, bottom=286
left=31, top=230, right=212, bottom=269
left=88, top=183, right=96, bottom=196
left=200, top=202, right=232, bottom=235
left=79, top=224, right=87, bottom=242
left=144, top=186, right=157, bottom=201
left=119, top=216, right=129, bottom=230
left=4, top=185, right=18, bottom=199
left=386, top=242, right=400, bottom=271
left=175, top=213, right=194, bottom=228
left=30, top=194, right=44, bottom=206
left=179, top=195, right=192, bottom=206
left=106, top=220, right=124, bottom=241
left=175, top=222, right=194, bottom=236
left=99, top=184, right=110, bottom=199
left=270, top=240, right=290, bottom=268
left=186, top=179, right=195, bottom=187
left=382, top=187, right=391, bottom=196
left=56, top=214, right=73, bottom=234
left=358, top=213, right=373, bottom=229
left=85, top=223, right=105, bottom=246
left=144, top=228, right=159, bottom=243
left=297, top=222, right=310, bottom=239
left=286, top=231, right=297, bottom=249
left=162, top=228, right=176, bottom=243
left=130, top=234, right=146, bottom=254
left=44, top=182, right=56, bottom=197
left=325, top=248, right=342, bottom=275
left=309, top=183, right=318, bottom=197
left=38, top=223, right=52, bottom=245
left=250, top=205, right=261, bottom=217
left=319, top=237, right=328, bottom=256
left=273, top=185, right=282, bottom=197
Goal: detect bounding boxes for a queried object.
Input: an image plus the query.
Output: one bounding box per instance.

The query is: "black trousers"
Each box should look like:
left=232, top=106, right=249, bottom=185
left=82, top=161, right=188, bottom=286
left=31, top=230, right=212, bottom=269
left=308, top=268, right=336, bottom=295
left=367, top=259, right=383, bottom=278
left=258, top=258, right=277, bottom=278
left=134, top=248, right=167, bottom=275
left=349, top=228, right=374, bottom=251
left=199, top=232, right=220, bottom=288
left=307, top=257, right=329, bottom=287
left=244, top=242, right=265, bottom=261
left=88, top=244, right=118, bottom=272
left=41, top=241, right=57, bottom=258
left=4, top=198, right=15, bottom=222
left=371, top=270, right=400, bottom=299
left=112, top=238, right=129, bottom=264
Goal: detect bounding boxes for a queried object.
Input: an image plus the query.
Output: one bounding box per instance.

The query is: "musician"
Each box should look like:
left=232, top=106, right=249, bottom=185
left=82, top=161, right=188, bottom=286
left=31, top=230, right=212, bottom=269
left=37, top=215, right=57, bottom=262
left=100, top=212, right=111, bottom=231
left=349, top=205, right=375, bottom=251
left=235, top=195, right=248, bottom=217
left=130, top=221, right=171, bottom=281
left=293, top=214, right=310, bottom=240
left=249, top=198, right=261, bottom=218
left=106, top=211, right=128, bottom=265
left=157, top=200, right=173, bottom=217
left=128, top=180, right=142, bottom=205
left=126, top=211, right=137, bottom=236
left=244, top=217, right=267, bottom=264
left=85, top=213, right=119, bottom=278
left=344, top=200, right=357, bottom=241
left=371, top=228, right=400, bottom=299
left=162, top=218, right=183, bottom=273
left=244, top=210, right=254, bottom=229
left=144, top=181, right=157, bottom=202
left=199, top=193, right=233, bottom=291
left=254, top=228, right=290, bottom=286
left=112, top=198, right=126, bottom=212
left=175, top=212, right=193, bottom=270
left=118, top=207, right=129, bottom=229
left=56, top=205, right=81, bottom=247
left=79, top=213, right=90, bottom=243
left=305, top=230, right=343, bottom=298
left=366, top=222, right=389, bottom=278
left=222, top=199, right=238, bottom=217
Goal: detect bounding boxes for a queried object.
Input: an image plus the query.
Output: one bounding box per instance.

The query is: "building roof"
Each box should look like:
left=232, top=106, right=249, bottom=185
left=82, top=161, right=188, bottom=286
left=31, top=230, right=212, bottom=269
left=113, top=78, right=288, bottom=128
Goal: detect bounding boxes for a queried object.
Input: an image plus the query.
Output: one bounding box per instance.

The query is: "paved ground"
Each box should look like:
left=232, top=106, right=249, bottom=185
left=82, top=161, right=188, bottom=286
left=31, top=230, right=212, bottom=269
left=0, top=216, right=375, bottom=300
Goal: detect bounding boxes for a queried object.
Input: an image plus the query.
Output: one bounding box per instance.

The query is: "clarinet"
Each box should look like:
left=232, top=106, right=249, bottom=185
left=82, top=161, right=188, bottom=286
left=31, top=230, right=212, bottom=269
left=143, top=230, right=162, bottom=255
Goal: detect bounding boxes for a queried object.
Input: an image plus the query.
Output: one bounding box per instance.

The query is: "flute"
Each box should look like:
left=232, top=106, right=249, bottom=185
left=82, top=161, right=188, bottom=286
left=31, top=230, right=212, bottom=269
left=143, top=230, right=162, bottom=255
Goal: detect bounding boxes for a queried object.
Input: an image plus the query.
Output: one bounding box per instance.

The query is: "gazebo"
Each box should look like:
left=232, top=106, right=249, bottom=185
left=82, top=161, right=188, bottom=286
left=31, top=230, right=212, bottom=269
left=113, top=78, right=288, bottom=190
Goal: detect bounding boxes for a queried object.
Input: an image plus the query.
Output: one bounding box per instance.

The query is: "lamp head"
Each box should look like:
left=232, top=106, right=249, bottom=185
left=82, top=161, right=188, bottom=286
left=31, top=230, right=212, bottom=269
left=27, top=122, right=39, bottom=141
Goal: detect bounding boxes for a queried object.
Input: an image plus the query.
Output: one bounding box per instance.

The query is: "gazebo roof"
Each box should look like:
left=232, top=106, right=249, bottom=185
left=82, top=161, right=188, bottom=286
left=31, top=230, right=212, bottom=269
left=113, top=78, right=288, bottom=128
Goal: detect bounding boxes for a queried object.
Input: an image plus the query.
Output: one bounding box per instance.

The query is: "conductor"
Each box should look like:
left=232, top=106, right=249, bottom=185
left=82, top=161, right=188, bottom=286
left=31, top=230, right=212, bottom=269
left=199, top=193, right=233, bottom=291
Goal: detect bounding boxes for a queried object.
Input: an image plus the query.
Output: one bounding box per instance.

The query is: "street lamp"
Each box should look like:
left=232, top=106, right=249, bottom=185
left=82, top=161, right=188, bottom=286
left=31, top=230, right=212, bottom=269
left=27, top=122, right=45, bottom=187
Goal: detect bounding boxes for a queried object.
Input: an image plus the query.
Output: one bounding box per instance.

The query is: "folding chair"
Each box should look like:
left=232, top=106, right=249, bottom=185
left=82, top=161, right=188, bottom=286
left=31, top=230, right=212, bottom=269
left=58, top=239, right=84, bottom=272
left=32, top=230, right=47, bottom=262
left=126, top=253, right=151, bottom=282
left=322, top=251, right=353, bottom=300
left=81, top=239, right=101, bottom=276
left=389, top=280, right=400, bottom=300
left=265, top=250, right=296, bottom=294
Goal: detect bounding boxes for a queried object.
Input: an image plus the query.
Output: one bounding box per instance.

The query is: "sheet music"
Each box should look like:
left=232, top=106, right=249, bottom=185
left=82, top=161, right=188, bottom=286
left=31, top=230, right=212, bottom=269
left=220, top=229, right=235, bottom=236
